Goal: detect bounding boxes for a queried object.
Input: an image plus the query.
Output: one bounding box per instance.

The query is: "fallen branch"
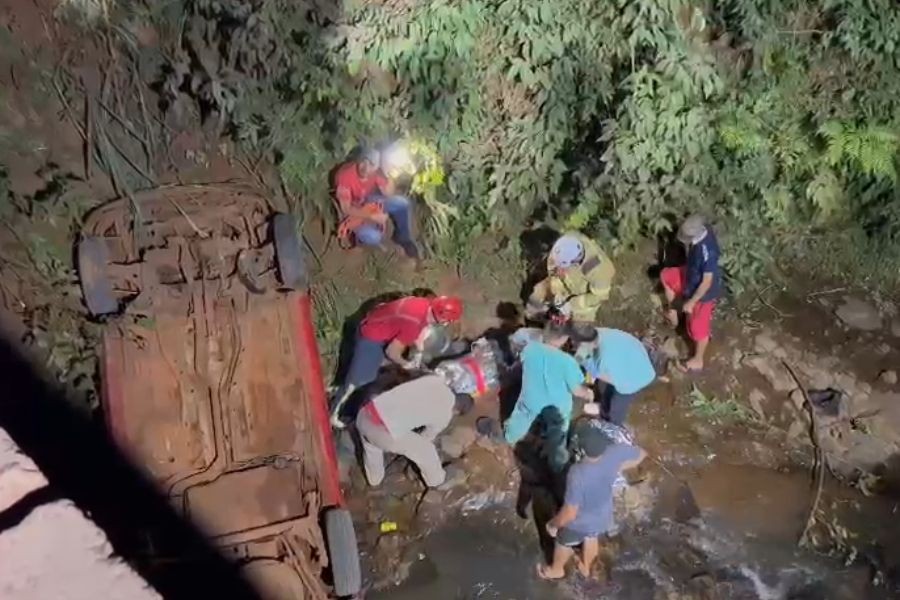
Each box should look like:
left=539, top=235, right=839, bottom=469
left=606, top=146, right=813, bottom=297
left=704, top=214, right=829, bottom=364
left=806, top=287, right=847, bottom=300
left=755, top=284, right=789, bottom=318
left=783, top=360, right=826, bottom=547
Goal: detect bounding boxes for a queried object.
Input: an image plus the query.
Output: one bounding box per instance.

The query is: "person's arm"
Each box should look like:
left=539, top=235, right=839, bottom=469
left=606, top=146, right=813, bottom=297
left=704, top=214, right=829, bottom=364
left=384, top=339, right=414, bottom=369
left=621, top=447, right=647, bottom=471
left=565, top=358, right=594, bottom=401
left=683, top=272, right=713, bottom=313
left=375, top=174, right=396, bottom=196
left=572, top=384, right=595, bottom=402
left=335, top=185, right=372, bottom=220
left=546, top=503, right=579, bottom=537
left=421, top=392, right=454, bottom=441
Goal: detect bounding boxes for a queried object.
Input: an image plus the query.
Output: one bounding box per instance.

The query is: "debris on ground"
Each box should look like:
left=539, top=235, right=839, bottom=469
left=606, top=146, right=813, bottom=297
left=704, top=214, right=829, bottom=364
left=835, top=297, right=883, bottom=331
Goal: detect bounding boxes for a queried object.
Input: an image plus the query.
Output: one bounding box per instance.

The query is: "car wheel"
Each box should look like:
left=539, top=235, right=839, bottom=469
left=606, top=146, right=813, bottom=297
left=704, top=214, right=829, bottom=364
left=77, top=237, right=118, bottom=316
left=324, top=508, right=361, bottom=597
left=272, top=213, right=307, bottom=290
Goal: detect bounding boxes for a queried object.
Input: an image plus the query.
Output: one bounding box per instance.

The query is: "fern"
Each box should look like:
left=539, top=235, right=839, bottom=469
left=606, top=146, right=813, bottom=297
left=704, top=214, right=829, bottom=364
left=819, top=120, right=899, bottom=181
left=806, top=168, right=844, bottom=222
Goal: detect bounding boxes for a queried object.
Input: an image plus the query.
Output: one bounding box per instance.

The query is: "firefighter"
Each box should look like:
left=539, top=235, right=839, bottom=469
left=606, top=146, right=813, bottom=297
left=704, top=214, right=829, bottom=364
left=330, top=294, right=464, bottom=428
left=526, top=232, right=616, bottom=324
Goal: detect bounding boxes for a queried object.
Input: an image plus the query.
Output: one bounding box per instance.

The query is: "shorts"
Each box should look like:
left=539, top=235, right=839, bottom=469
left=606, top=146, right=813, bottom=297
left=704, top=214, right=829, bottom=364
left=557, top=527, right=600, bottom=547
left=660, top=266, right=715, bottom=341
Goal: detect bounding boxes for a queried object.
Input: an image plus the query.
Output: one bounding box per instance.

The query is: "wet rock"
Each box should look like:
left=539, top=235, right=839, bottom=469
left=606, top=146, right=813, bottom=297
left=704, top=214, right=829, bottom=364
left=439, top=425, right=478, bottom=459
left=880, top=370, right=898, bottom=385
left=437, top=464, right=468, bottom=491
left=876, top=342, right=892, bottom=355
left=892, top=319, right=900, bottom=338
left=661, top=337, right=681, bottom=360
left=754, top=331, right=780, bottom=355
left=731, top=349, right=743, bottom=371
left=787, top=419, right=808, bottom=441
left=745, top=355, right=797, bottom=392
left=748, top=389, right=767, bottom=420
left=835, top=297, right=882, bottom=331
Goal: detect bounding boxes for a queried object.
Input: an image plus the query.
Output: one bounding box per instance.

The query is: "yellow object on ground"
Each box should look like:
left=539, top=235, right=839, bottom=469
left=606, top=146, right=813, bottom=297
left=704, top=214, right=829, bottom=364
left=528, top=231, right=616, bottom=322
left=379, top=521, right=398, bottom=533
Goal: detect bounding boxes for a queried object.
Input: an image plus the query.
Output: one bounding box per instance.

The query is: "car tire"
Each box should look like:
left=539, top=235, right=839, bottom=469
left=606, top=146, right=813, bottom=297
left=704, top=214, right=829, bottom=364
left=324, top=508, right=361, bottom=597
left=272, top=213, right=307, bottom=290
left=77, top=236, right=118, bottom=316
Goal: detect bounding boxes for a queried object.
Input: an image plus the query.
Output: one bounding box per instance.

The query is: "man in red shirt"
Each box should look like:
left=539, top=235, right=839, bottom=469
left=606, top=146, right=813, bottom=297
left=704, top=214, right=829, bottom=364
left=330, top=294, right=464, bottom=428
left=334, top=149, right=419, bottom=259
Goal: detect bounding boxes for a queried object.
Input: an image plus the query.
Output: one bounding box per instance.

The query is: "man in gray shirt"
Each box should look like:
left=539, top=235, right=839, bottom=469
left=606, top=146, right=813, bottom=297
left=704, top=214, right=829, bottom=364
left=537, top=426, right=645, bottom=580
left=356, top=374, right=474, bottom=488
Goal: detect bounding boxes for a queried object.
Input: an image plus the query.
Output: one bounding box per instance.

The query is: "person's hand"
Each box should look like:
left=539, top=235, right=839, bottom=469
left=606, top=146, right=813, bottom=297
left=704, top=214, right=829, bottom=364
left=682, top=299, right=697, bottom=314
left=369, top=211, right=389, bottom=226
left=545, top=522, right=559, bottom=538
left=557, top=301, right=573, bottom=317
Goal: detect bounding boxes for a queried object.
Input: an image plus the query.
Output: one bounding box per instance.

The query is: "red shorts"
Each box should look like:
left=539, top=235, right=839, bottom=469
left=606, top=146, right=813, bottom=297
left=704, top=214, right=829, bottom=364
left=660, top=266, right=715, bottom=341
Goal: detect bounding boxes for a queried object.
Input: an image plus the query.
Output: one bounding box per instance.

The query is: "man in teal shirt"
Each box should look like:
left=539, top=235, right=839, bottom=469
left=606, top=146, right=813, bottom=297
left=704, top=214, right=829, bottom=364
left=573, top=327, right=656, bottom=425
left=505, top=322, right=594, bottom=471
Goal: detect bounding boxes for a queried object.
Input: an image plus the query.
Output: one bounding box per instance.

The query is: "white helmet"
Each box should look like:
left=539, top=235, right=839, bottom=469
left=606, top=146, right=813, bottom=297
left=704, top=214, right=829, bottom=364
left=550, top=235, right=585, bottom=268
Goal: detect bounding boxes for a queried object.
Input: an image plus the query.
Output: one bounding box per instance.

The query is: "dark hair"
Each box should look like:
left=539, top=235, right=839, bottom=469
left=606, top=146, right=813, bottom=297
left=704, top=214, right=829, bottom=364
left=543, top=320, right=572, bottom=341
left=581, top=426, right=614, bottom=458
left=454, top=393, right=474, bottom=415
left=570, top=323, right=598, bottom=344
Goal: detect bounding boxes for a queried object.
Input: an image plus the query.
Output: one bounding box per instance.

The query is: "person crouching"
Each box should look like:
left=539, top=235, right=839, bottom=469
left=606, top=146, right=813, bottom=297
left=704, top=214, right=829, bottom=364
left=356, top=373, right=474, bottom=488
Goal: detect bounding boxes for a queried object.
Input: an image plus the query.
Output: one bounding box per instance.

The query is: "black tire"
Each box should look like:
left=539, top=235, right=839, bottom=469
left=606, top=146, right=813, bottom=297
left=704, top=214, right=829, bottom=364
left=272, top=213, right=307, bottom=290
left=77, top=237, right=118, bottom=316
left=324, top=508, right=361, bottom=597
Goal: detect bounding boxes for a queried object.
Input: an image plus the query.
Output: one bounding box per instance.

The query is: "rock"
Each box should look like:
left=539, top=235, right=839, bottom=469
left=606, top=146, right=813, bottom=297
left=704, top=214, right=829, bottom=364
left=661, top=337, right=681, bottom=359
left=835, top=297, right=882, bottom=331
left=731, top=349, right=744, bottom=371
left=754, top=332, right=780, bottom=355
left=877, top=343, right=892, bottom=355
left=789, top=389, right=806, bottom=414
left=892, top=319, right=900, bottom=338
left=787, top=419, right=808, bottom=441
left=0, top=429, right=49, bottom=512
left=439, top=425, right=478, bottom=459
left=880, top=370, right=898, bottom=385
left=437, top=465, right=468, bottom=491
left=745, top=355, right=797, bottom=392
left=748, top=389, right=767, bottom=420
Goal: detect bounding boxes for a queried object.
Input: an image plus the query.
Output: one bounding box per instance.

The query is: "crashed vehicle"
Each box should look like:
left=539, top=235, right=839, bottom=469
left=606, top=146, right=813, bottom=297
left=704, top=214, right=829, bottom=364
left=77, top=184, right=360, bottom=599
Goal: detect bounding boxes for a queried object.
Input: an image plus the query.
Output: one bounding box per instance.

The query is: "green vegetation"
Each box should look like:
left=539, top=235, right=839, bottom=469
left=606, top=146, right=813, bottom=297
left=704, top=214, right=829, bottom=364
left=688, top=385, right=753, bottom=423
left=142, top=0, right=900, bottom=295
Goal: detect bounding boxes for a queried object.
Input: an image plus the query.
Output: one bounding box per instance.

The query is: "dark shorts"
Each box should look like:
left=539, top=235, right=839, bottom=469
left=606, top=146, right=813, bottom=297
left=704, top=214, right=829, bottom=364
left=557, top=527, right=600, bottom=547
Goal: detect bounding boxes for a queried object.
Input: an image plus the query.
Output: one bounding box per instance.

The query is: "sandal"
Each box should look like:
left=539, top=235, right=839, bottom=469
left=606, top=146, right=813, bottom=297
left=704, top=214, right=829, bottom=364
left=536, top=563, right=566, bottom=581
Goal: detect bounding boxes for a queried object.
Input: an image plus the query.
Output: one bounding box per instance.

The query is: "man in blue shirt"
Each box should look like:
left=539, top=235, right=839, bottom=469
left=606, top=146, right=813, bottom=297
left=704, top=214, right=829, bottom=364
left=573, top=327, right=657, bottom=425
left=504, top=322, right=594, bottom=471
left=660, top=214, right=722, bottom=372
left=537, top=426, right=645, bottom=580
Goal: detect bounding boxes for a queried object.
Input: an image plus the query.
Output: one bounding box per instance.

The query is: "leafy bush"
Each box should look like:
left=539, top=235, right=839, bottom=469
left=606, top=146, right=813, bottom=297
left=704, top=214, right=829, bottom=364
left=158, top=0, right=900, bottom=295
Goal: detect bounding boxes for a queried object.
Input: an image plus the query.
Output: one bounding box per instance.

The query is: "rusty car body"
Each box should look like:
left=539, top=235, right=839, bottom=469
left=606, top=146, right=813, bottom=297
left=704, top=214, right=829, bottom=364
left=77, top=184, right=359, bottom=599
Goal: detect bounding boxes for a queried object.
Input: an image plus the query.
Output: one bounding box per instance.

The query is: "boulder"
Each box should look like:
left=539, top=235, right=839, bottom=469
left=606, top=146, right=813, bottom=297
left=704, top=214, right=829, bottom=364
left=748, top=389, right=767, bottom=420
left=745, top=355, right=797, bottom=392
left=439, top=425, right=478, bottom=459
left=754, top=332, right=780, bottom=355
left=880, top=370, right=898, bottom=385
left=835, top=297, right=882, bottom=331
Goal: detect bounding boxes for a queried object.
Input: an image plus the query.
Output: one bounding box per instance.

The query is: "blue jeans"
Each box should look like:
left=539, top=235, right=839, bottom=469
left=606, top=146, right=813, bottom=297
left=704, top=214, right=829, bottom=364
left=504, top=403, right=570, bottom=472
left=354, top=193, right=419, bottom=259
left=332, top=335, right=385, bottom=416
left=602, top=384, right=638, bottom=426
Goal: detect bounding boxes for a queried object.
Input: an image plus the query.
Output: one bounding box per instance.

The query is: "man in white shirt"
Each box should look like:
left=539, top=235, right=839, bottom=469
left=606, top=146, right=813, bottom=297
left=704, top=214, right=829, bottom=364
left=356, top=374, right=474, bottom=487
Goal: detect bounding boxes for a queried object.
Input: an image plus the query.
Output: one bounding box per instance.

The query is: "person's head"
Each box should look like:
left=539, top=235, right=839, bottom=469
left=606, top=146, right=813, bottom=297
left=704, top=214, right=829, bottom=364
left=411, top=287, right=437, bottom=298
left=454, top=392, right=474, bottom=416
left=549, top=235, right=585, bottom=274
left=430, top=295, right=464, bottom=325
left=580, top=426, right=613, bottom=460
left=677, top=214, right=707, bottom=245
left=542, top=320, right=571, bottom=348
left=357, top=148, right=381, bottom=178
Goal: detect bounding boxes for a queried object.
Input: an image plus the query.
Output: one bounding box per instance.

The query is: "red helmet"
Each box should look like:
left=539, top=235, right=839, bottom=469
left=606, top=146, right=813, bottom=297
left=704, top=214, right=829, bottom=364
left=430, top=295, right=463, bottom=323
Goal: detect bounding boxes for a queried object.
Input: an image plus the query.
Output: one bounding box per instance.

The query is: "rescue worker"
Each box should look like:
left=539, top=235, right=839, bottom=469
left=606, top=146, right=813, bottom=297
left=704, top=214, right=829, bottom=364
left=334, top=148, right=420, bottom=260
left=330, top=294, right=464, bottom=428
left=660, top=214, right=722, bottom=372
left=356, top=373, right=474, bottom=488
left=504, top=321, right=594, bottom=472
left=526, top=232, right=615, bottom=324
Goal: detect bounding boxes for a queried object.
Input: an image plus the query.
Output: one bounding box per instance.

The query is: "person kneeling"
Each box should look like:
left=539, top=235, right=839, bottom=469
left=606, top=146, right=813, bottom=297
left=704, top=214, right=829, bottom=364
left=538, top=426, right=645, bottom=581
left=356, top=373, right=474, bottom=488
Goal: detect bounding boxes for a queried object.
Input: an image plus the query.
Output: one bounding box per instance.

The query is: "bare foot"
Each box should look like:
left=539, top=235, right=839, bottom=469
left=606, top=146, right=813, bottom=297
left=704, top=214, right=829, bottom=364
left=679, top=357, right=704, bottom=372
left=536, top=563, right=565, bottom=580
left=664, top=308, right=679, bottom=327
left=576, top=560, right=591, bottom=578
